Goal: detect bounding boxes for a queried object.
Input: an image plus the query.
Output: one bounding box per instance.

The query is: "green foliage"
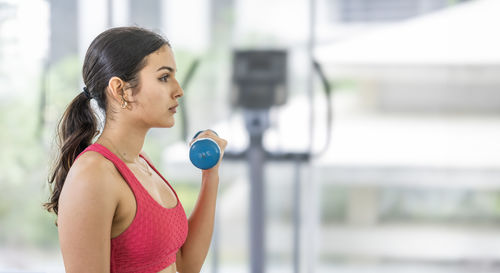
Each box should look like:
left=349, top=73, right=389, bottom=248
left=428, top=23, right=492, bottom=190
left=0, top=55, right=81, bottom=249
left=43, top=56, right=82, bottom=141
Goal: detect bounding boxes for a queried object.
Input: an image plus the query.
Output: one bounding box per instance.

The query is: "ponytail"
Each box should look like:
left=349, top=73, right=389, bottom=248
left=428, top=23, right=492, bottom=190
left=44, top=91, right=98, bottom=215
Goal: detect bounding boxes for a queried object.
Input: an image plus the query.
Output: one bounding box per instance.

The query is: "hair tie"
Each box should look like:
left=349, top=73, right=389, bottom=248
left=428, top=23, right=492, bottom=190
left=82, top=87, right=91, bottom=100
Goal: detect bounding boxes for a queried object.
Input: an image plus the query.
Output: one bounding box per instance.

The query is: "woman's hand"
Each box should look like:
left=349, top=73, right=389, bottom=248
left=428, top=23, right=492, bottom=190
left=189, top=129, right=227, bottom=173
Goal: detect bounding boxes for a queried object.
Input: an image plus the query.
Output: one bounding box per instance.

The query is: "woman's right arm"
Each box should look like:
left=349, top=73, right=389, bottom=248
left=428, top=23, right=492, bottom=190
left=57, top=156, right=119, bottom=273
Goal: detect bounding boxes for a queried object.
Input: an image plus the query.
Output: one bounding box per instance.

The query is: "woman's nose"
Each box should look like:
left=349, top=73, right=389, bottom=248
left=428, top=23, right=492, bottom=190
left=176, top=86, right=184, bottom=98
left=174, top=80, right=184, bottom=98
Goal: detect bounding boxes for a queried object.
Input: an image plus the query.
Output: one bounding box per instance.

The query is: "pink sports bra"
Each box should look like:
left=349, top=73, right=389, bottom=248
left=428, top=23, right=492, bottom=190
left=76, top=143, right=188, bottom=273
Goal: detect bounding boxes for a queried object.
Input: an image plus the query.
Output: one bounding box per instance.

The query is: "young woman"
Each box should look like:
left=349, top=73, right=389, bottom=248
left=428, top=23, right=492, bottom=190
left=44, top=26, right=227, bottom=273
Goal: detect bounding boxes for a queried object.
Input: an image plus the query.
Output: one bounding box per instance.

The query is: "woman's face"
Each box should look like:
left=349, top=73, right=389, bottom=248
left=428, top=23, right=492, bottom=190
left=131, top=45, right=183, bottom=128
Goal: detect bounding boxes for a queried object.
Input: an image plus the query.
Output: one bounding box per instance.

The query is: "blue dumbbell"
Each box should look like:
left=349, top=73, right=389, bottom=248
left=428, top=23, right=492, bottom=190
left=189, top=130, right=221, bottom=170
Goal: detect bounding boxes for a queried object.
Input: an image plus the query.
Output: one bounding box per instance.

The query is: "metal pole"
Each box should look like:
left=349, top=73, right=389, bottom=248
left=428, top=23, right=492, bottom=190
left=293, top=159, right=302, bottom=273
left=107, top=0, right=113, bottom=27
left=248, top=132, right=266, bottom=273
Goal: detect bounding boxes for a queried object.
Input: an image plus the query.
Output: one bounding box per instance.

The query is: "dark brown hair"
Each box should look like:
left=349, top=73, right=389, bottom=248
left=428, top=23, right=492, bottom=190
left=45, top=27, right=169, bottom=215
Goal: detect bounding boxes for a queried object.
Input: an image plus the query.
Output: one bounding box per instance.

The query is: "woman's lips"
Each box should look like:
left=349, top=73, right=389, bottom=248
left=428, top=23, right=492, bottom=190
left=169, top=105, right=178, bottom=113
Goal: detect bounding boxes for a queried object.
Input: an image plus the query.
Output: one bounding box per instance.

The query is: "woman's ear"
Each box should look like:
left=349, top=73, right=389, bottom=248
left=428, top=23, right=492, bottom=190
left=107, top=76, right=128, bottom=103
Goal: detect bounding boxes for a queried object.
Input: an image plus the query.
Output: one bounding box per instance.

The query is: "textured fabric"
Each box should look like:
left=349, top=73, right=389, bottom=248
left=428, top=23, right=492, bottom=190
left=75, top=143, right=189, bottom=273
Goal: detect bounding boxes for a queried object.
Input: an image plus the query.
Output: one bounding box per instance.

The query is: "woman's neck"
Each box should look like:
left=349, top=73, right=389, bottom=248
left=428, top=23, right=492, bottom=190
left=95, top=123, right=148, bottom=163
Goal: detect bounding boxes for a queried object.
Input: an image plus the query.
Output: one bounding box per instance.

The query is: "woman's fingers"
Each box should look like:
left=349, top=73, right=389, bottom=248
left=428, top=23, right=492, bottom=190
left=190, top=130, right=227, bottom=153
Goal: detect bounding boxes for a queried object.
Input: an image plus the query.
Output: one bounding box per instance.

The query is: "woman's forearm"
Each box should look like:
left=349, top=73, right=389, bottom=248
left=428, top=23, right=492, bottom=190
left=178, top=170, right=219, bottom=273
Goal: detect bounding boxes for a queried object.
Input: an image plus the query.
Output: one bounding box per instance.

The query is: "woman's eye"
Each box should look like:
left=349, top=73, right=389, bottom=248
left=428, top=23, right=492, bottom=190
left=160, top=74, right=170, bottom=82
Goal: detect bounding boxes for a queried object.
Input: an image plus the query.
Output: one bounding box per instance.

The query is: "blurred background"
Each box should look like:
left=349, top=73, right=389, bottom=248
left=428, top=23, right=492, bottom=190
left=1, top=0, right=500, bottom=272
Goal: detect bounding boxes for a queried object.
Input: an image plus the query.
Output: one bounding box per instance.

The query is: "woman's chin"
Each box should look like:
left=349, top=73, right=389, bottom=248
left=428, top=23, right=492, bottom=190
left=163, top=120, right=175, bottom=128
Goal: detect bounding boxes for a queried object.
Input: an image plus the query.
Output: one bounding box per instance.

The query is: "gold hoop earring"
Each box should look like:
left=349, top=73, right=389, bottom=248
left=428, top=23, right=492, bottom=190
left=121, top=87, right=129, bottom=109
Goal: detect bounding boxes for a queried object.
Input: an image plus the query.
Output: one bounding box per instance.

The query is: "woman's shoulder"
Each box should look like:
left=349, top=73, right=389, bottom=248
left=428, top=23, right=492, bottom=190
left=57, top=150, right=121, bottom=241
left=63, top=150, right=123, bottom=200
left=71, top=150, right=118, bottom=179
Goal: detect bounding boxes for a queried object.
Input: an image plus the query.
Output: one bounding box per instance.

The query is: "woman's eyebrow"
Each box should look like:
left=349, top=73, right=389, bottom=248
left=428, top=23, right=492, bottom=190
left=156, top=66, right=176, bottom=72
